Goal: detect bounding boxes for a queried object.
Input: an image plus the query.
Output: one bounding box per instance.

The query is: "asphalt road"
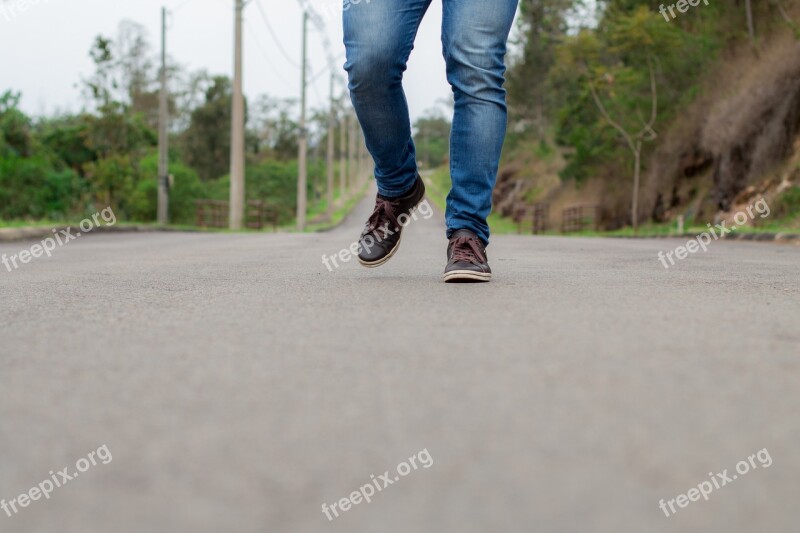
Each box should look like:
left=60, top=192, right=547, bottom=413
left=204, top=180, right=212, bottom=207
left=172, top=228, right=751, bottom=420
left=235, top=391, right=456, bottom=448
left=1, top=189, right=799, bottom=533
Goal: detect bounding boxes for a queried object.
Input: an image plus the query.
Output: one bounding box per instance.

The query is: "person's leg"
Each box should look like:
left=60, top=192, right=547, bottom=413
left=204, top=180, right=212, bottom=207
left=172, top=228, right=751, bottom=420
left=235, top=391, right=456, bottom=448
left=343, top=0, right=432, bottom=198
left=441, top=0, right=518, bottom=246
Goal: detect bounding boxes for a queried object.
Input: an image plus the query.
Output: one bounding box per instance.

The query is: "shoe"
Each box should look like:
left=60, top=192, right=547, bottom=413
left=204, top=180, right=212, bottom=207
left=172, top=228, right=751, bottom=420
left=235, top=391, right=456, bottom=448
left=357, top=175, right=426, bottom=267
left=443, top=229, right=492, bottom=282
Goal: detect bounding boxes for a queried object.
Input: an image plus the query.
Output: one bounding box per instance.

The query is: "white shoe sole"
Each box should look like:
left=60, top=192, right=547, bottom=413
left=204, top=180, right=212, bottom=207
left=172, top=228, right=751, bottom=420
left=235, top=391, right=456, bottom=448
left=443, top=269, right=492, bottom=283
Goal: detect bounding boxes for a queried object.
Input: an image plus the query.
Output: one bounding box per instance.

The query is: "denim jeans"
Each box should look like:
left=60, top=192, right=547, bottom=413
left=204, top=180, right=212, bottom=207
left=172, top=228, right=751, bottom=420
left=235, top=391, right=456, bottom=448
left=343, top=0, right=517, bottom=245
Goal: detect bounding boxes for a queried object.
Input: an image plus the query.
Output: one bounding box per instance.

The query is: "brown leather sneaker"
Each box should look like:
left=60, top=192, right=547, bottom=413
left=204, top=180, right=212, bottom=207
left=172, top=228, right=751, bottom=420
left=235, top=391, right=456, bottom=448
left=357, top=175, right=426, bottom=267
left=443, top=229, right=492, bottom=282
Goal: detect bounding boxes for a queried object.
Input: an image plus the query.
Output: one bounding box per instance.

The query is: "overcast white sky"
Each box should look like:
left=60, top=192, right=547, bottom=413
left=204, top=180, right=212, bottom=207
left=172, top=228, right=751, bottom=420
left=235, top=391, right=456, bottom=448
left=0, top=0, right=518, bottom=122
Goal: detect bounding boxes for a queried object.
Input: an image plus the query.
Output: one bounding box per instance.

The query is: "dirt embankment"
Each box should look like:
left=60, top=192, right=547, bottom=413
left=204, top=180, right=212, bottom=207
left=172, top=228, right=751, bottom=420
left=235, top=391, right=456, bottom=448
left=497, top=37, right=800, bottom=231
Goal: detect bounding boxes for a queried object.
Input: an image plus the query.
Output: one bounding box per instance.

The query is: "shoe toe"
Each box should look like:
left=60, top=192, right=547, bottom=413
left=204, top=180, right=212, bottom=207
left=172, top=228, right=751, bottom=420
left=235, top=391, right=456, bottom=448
left=445, top=260, right=486, bottom=274
left=358, top=240, right=389, bottom=262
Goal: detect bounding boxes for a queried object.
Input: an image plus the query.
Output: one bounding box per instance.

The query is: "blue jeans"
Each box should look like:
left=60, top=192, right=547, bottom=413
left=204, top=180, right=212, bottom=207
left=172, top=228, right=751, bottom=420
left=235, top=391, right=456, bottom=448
left=343, top=0, right=517, bottom=245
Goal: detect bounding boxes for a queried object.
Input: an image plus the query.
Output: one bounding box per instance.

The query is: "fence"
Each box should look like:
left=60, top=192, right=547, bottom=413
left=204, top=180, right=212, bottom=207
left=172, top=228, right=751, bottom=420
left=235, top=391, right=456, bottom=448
left=195, top=200, right=280, bottom=231
left=513, top=203, right=549, bottom=234
left=561, top=204, right=601, bottom=233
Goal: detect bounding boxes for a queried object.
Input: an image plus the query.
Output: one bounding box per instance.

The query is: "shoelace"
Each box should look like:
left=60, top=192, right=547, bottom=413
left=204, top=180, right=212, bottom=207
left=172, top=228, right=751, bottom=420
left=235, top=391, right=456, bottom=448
left=450, top=236, right=485, bottom=264
left=363, top=198, right=400, bottom=237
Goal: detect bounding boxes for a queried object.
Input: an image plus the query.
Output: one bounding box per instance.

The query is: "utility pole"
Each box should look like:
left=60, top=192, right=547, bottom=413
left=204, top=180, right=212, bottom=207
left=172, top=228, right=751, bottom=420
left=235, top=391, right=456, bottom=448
left=339, top=104, right=347, bottom=204
left=157, top=6, right=169, bottom=225
left=357, top=127, right=365, bottom=189
left=326, top=71, right=335, bottom=221
left=362, top=129, right=369, bottom=187
left=421, top=124, right=428, bottom=169
left=229, top=0, right=246, bottom=230
left=744, top=0, right=755, bottom=42
left=297, top=11, right=308, bottom=230
left=347, top=111, right=355, bottom=196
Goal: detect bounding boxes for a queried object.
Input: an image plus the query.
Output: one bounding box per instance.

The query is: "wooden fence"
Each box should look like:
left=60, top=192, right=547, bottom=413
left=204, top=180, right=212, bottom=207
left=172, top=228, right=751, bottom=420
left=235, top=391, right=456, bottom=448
left=195, top=200, right=280, bottom=231
left=561, top=204, right=601, bottom=233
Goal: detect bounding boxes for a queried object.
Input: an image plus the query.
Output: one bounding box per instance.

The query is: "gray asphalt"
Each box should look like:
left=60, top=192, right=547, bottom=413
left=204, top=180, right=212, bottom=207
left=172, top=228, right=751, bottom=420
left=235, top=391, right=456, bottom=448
left=1, top=188, right=799, bottom=533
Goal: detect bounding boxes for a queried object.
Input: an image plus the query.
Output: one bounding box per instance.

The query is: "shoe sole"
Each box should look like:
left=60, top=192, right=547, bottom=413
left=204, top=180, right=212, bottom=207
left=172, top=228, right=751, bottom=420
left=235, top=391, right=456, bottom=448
left=357, top=233, right=402, bottom=268
left=443, top=270, right=492, bottom=283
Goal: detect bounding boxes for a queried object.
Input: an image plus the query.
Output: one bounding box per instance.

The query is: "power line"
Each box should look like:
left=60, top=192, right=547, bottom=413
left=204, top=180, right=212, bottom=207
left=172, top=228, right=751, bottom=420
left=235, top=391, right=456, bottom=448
left=171, top=0, right=195, bottom=14
left=244, top=18, right=293, bottom=87
left=295, top=0, right=336, bottom=72
left=310, top=77, right=325, bottom=107
left=309, top=64, right=329, bottom=86
left=254, top=0, right=301, bottom=69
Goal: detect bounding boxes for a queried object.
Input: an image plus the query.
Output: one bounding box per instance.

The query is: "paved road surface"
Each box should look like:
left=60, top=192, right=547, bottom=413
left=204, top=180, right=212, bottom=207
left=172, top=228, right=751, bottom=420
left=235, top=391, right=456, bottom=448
left=1, top=188, right=799, bottom=532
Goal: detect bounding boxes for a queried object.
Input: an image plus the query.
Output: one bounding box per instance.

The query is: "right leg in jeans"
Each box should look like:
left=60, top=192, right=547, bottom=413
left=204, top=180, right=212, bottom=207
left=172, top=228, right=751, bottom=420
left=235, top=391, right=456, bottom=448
left=343, top=0, right=432, bottom=198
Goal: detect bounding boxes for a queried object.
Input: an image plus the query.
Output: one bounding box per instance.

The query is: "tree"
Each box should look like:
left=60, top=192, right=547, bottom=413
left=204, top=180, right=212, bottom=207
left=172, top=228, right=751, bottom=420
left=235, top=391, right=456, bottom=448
left=0, top=91, right=33, bottom=157
left=116, top=20, right=160, bottom=129
left=588, top=61, right=657, bottom=231
left=506, top=0, right=578, bottom=137
left=413, top=109, right=452, bottom=169
left=246, top=95, right=299, bottom=162
left=554, top=6, right=683, bottom=228
left=181, top=76, right=235, bottom=181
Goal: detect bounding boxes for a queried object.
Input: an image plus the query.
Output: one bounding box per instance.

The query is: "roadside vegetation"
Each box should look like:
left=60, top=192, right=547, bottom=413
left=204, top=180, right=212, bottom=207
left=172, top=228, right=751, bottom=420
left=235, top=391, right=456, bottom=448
left=2, top=1, right=800, bottom=236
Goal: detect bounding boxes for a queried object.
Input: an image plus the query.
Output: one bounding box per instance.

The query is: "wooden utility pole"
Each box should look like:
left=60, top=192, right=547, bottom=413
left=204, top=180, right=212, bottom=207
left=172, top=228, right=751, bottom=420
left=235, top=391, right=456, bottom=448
left=339, top=105, right=347, bottom=203
left=326, top=71, right=335, bottom=221
left=421, top=124, right=428, bottom=169
left=229, top=0, right=246, bottom=230
left=357, top=126, right=366, bottom=188
left=347, top=111, right=356, bottom=195
left=296, top=11, right=308, bottom=230
left=157, top=6, right=169, bottom=225
left=745, top=0, right=755, bottom=42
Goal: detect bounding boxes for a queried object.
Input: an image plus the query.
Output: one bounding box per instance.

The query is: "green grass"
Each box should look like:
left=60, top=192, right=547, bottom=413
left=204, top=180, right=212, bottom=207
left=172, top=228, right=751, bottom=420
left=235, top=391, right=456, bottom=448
left=0, top=219, right=67, bottom=229
left=0, top=181, right=369, bottom=235
left=4, top=182, right=796, bottom=238
left=302, top=180, right=370, bottom=233
left=423, top=167, right=518, bottom=236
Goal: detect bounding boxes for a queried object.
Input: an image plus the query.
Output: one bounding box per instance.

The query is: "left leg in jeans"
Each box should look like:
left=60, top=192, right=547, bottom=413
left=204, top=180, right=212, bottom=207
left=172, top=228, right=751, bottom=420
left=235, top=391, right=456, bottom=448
left=343, top=0, right=433, bottom=198
left=441, top=0, right=518, bottom=246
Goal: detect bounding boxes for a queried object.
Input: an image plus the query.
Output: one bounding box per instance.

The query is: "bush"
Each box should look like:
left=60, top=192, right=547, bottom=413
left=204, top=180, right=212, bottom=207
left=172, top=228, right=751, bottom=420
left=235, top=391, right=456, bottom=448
left=133, top=153, right=210, bottom=224
left=0, top=155, right=82, bottom=220
left=245, top=160, right=302, bottom=224
left=777, top=186, right=800, bottom=219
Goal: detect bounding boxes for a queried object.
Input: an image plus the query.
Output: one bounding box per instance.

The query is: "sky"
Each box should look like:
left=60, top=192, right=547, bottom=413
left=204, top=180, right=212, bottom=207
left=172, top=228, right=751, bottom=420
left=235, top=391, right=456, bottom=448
left=0, top=0, right=513, bottom=122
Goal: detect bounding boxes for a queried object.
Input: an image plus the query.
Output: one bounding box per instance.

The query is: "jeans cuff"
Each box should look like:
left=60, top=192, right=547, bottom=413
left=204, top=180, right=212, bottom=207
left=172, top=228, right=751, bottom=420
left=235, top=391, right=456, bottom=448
left=377, top=175, right=418, bottom=199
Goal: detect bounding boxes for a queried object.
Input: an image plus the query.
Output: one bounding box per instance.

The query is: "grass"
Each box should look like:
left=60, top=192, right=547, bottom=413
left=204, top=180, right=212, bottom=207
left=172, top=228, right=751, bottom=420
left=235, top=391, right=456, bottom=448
left=0, top=219, right=67, bottom=229
left=301, top=180, right=370, bottom=233
left=0, top=182, right=369, bottom=235
left=424, top=167, right=519, bottom=236
left=3, top=181, right=796, bottom=238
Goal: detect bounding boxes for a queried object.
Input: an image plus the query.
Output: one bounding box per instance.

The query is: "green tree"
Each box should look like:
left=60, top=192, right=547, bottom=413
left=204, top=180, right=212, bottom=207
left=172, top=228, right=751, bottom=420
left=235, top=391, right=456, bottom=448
left=413, top=110, right=452, bottom=169
left=181, top=76, right=235, bottom=181
left=507, top=0, right=578, bottom=138
left=552, top=5, right=691, bottom=227
left=0, top=91, right=33, bottom=157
